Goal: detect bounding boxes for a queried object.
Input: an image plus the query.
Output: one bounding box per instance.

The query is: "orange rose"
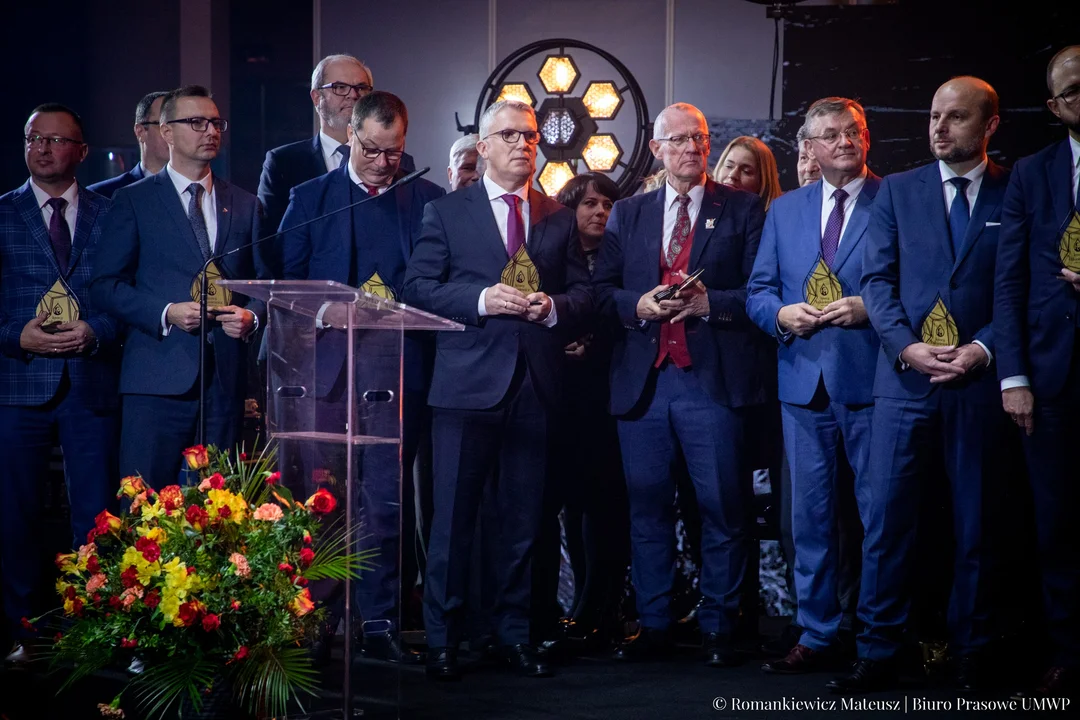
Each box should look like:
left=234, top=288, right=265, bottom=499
left=117, top=475, right=147, bottom=499
left=182, top=445, right=209, bottom=471
left=94, top=510, right=122, bottom=536
left=290, top=587, right=315, bottom=617
left=304, top=488, right=337, bottom=516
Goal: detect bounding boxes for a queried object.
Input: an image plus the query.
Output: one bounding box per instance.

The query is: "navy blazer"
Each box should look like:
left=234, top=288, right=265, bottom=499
left=403, top=181, right=593, bottom=410
left=862, top=160, right=1011, bottom=402
left=747, top=174, right=882, bottom=406
left=593, top=179, right=773, bottom=416
left=0, top=183, right=121, bottom=408
left=90, top=170, right=265, bottom=402
left=995, top=139, right=1080, bottom=399
left=87, top=163, right=147, bottom=200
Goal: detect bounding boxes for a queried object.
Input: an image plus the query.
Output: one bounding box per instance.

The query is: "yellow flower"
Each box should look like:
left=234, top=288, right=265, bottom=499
left=140, top=499, right=165, bottom=522
left=207, top=488, right=248, bottom=524
left=160, top=593, right=181, bottom=624
left=55, top=552, right=79, bottom=575
left=121, top=547, right=162, bottom=585
left=137, top=526, right=167, bottom=543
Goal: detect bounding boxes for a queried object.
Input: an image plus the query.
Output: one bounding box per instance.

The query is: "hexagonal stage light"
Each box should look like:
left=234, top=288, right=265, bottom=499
left=538, top=161, right=575, bottom=197
left=582, top=82, right=623, bottom=120
left=582, top=134, right=623, bottom=172
left=537, top=55, right=580, bottom=95
left=495, top=83, right=536, bottom=107
left=540, top=108, right=579, bottom=148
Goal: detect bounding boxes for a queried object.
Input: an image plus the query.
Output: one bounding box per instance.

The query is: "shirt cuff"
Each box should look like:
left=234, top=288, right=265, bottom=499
left=971, top=339, right=992, bottom=367
left=161, top=303, right=173, bottom=337
left=541, top=302, right=558, bottom=328
left=1001, top=375, right=1030, bottom=391
left=315, top=302, right=330, bottom=329
left=478, top=288, right=489, bottom=318
left=775, top=315, right=792, bottom=343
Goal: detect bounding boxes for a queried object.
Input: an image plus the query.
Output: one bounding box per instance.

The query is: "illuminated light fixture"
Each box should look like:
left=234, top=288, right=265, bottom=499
left=582, top=134, right=623, bottom=172
left=582, top=82, right=623, bottom=120
left=538, top=161, right=575, bottom=197
left=540, top=108, right=578, bottom=147
left=495, top=83, right=536, bottom=107
left=538, top=55, right=580, bottom=95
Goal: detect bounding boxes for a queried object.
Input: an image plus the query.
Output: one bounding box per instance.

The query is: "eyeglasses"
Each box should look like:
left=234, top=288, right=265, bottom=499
left=807, top=127, right=864, bottom=145
left=1052, top=86, right=1080, bottom=106
left=654, top=133, right=711, bottom=149
left=319, top=82, right=373, bottom=97
left=483, top=129, right=542, bottom=145
left=165, top=117, right=228, bottom=133
left=357, top=141, right=404, bottom=162
left=25, top=134, right=85, bottom=148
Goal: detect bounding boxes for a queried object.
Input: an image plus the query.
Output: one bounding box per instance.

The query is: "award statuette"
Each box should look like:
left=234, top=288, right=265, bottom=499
left=190, top=261, right=232, bottom=309
left=501, top=245, right=540, bottom=295
left=804, top=255, right=843, bottom=311
left=37, top=278, right=80, bottom=331
left=920, top=295, right=959, bottom=347
left=1059, top=212, right=1080, bottom=273
left=360, top=271, right=396, bottom=301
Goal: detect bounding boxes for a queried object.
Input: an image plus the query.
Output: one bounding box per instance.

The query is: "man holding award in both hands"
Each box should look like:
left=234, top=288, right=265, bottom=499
left=92, top=85, right=264, bottom=487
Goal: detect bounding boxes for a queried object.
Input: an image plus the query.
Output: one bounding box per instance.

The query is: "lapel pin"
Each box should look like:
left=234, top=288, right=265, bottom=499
left=222, top=207, right=228, bottom=213
left=705, top=218, right=716, bottom=230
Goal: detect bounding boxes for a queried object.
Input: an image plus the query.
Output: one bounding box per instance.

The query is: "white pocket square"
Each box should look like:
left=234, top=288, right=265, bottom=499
left=985, top=221, right=1001, bottom=227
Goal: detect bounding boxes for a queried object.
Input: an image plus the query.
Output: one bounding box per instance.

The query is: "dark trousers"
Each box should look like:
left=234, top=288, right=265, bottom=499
left=617, top=363, right=750, bottom=636
left=424, top=361, right=549, bottom=648
left=0, top=373, right=118, bottom=639
left=858, top=388, right=1006, bottom=660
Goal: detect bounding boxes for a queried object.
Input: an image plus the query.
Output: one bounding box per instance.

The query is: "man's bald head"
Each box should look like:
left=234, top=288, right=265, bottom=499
left=929, top=76, right=999, bottom=166
left=935, top=76, right=999, bottom=122
left=1047, top=45, right=1080, bottom=95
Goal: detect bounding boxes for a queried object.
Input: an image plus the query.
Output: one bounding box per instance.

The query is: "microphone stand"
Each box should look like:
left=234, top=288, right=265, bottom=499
left=195, top=165, right=431, bottom=446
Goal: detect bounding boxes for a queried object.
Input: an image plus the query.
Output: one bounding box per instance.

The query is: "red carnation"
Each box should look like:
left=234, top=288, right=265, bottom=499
left=177, top=601, right=200, bottom=627
left=240, top=452, right=248, bottom=461
left=20, top=617, right=35, bottom=632
left=64, top=586, right=77, bottom=600
left=86, top=555, right=100, bottom=573
left=135, top=536, right=161, bottom=563
left=159, top=485, right=184, bottom=513
left=108, top=596, right=122, bottom=609
left=305, top=488, right=337, bottom=516
left=299, top=547, right=315, bottom=567
left=234, top=646, right=249, bottom=661
left=218, top=505, right=232, bottom=519
left=144, top=590, right=161, bottom=610
left=278, top=562, right=294, bottom=574
left=295, top=576, right=308, bottom=587
left=207, top=472, right=225, bottom=490
left=187, top=566, right=197, bottom=575
left=91, top=593, right=102, bottom=606
left=202, top=613, right=221, bottom=632
left=120, top=566, right=139, bottom=588
left=303, top=531, right=312, bottom=545
left=265, top=471, right=281, bottom=486
left=72, top=598, right=84, bottom=616
left=186, top=504, right=209, bottom=531
left=231, top=600, right=241, bottom=611
left=120, top=637, right=137, bottom=649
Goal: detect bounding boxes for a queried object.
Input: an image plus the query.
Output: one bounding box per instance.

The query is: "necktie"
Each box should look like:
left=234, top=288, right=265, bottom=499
left=46, top=197, right=71, bottom=275
left=948, top=177, right=971, bottom=257
left=666, top=195, right=691, bottom=268
left=1074, top=163, right=1080, bottom=214
left=334, top=144, right=349, bottom=168
left=186, top=182, right=212, bottom=260
left=821, top=188, right=848, bottom=268
left=366, top=184, right=381, bottom=198
left=502, top=194, right=525, bottom=257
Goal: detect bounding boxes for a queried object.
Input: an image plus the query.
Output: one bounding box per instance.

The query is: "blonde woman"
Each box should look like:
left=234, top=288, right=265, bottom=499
left=712, top=136, right=781, bottom=211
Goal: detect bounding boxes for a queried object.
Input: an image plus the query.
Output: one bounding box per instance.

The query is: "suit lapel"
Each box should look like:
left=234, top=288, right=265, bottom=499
left=952, top=162, right=1006, bottom=275
left=642, top=188, right=665, bottom=285
left=66, top=188, right=99, bottom=276
left=917, top=162, right=954, bottom=262
left=1048, top=139, right=1074, bottom=226
left=465, top=181, right=512, bottom=265
left=311, top=135, right=327, bottom=177
left=214, top=176, right=233, bottom=256
left=526, top=188, right=550, bottom=258
left=832, top=175, right=880, bottom=273
left=152, top=170, right=206, bottom=265
left=689, top=180, right=726, bottom=270
left=13, top=183, right=61, bottom=275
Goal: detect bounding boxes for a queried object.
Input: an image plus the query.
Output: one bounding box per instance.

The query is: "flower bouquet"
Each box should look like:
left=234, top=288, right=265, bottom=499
left=41, top=444, right=370, bottom=719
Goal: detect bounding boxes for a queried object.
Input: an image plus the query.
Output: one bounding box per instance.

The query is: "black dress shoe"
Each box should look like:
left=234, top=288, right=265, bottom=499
left=361, top=631, right=425, bottom=664
left=502, top=644, right=552, bottom=678
left=703, top=633, right=741, bottom=668
left=955, top=653, right=984, bottom=692
left=826, top=659, right=898, bottom=694
left=613, top=628, right=674, bottom=662
left=762, top=644, right=837, bottom=675
left=426, top=647, right=461, bottom=681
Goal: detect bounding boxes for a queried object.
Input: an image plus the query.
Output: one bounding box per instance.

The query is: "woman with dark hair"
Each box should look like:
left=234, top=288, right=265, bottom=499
left=556, top=172, right=621, bottom=272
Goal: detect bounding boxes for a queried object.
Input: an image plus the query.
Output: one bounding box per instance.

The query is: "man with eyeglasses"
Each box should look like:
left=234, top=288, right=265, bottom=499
left=592, top=102, right=771, bottom=668
left=89, top=91, right=170, bottom=199
left=258, top=54, right=415, bottom=277
left=995, top=45, right=1080, bottom=699
left=280, top=90, right=443, bottom=666
left=0, top=103, right=121, bottom=665
left=404, top=99, right=592, bottom=681
left=92, top=85, right=265, bottom=486
left=848, top=76, right=1011, bottom=695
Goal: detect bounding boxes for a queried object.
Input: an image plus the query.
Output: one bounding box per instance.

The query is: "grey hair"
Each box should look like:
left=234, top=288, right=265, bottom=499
left=478, top=100, right=535, bottom=139
left=449, top=134, right=478, bottom=167
left=310, top=54, right=372, bottom=91
left=653, top=103, right=703, bottom=139
left=803, top=97, right=867, bottom=137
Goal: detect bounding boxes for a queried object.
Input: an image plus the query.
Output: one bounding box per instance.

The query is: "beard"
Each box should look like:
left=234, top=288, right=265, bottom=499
left=317, top=97, right=351, bottom=132
left=931, top=134, right=983, bottom=164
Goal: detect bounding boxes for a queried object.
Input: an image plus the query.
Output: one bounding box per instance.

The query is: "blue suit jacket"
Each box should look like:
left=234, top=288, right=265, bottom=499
left=0, top=183, right=121, bottom=408
left=90, top=170, right=265, bottom=402
left=747, top=174, right=882, bottom=406
left=994, top=139, right=1080, bottom=399
left=861, top=160, right=1011, bottom=402
left=403, top=181, right=593, bottom=410
left=87, top=163, right=147, bottom=200
left=593, top=179, right=773, bottom=416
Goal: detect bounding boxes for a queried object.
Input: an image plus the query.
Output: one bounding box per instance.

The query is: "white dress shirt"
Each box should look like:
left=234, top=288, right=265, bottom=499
left=162, top=164, right=224, bottom=335
left=347, top=162, right=389, bottom=195
left=820, top=169, right=868, bottom=246
left=29, top=179, right=79, bottom=244
left=320, top=131, right=346, bottom=173
left=662, top=181, right=705, bottom=257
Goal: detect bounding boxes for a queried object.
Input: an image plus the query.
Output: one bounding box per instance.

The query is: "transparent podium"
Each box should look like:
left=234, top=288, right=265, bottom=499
left=220, top=280, right=462, bottom=719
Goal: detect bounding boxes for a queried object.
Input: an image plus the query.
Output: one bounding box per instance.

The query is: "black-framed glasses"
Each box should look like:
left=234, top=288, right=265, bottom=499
left=357, top=141, right=404, bottom=162
left=165, top=117, right=228, bottom=133
left=807, top=127, right=864, bottom=145
left=484, top=129, right=541, bottom=145
left=1052, top=86, right=1080, bottom=106
left=654, top=133, right=711, bottom=148
left=25, top=134, right=85, bottom=148
left=319, top=82, right=373, bottom=97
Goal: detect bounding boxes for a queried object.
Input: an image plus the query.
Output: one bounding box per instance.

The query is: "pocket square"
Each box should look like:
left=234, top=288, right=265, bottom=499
left=985, top=221, right=1001, bottom=227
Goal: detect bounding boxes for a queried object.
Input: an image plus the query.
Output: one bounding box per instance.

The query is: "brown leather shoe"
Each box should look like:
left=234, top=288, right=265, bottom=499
left=762, top=644, right=835, bottom=675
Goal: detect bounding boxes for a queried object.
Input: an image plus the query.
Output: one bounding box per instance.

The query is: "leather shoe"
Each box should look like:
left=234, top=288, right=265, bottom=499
left=361, top=631, right=425, bottom=664
left=703, top=633, right=741, bottom=668
left=762, top=644, right=836, bottom=675
left=502, top=644, right=552, bottom=678
left=613, top=628, right=674, bottom=662
left=826, top=658, right=898, bottom=694
left=425, top=647, right=461, bottom=681
left=1012, top=666, right=1074, bottom=699
left=4, top=643, right=34, bottom=665
left=955, top=653, right=984, bottom=692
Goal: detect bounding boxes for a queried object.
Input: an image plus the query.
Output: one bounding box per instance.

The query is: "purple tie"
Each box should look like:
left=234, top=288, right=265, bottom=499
left=821, top=188, right=848, bottom=268
left=46, top=197, right=71, bottom=275
left=502, top=193, right=525, bottom=256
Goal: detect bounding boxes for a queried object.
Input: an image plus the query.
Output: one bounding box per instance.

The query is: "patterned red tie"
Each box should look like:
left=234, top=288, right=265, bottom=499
left=666, top=195, right=691, bottom=267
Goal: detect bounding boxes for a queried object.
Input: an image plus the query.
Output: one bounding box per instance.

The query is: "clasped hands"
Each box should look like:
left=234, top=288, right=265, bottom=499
left=167, top=301, right=255, bottom=339
left=900, top=342, right=987, bottom=384
left=777, top=297, right=867, bottom=338
left=485, top=283, right=552, bottom=323
left=20, top=311, right=96, bottom=355
left=636, top=271, right=709, bottom=324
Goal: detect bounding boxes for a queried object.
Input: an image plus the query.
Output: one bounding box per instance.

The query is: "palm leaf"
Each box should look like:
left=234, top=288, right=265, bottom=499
left=232, top=646, right=319, bottom=717
left=303, top=517, right=375, bottom=581
left=129, top=654, right=218, bottom=719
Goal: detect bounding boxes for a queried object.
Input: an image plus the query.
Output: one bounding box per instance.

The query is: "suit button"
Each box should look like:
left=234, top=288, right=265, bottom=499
left=651, top=338, right=657, bottom=344
left=950, top=281, right=958, bottom=290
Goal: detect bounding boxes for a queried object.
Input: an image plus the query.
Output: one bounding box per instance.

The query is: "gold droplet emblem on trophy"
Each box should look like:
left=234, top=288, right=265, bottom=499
left=804, top=255, right=843, bottom=311
left=37, top=278, right=79, bottom=328
left=501, top=245, right=540, bottom=294
left=190, top=261, right=232, bottom=308
left=1059, top=212, right=1080, bottom=273
left=920, top=295, right=959, bottom=347
left=360, top=271, right=396, bottom=301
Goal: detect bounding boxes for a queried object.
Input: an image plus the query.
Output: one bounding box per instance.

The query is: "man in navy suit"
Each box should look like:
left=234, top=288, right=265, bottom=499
left=258, top=54, right=414, bottom=277
left=282, top=90, right=444, bottom=664
left=844, top=77, right=1011, bottom=694
left=592, top=102, right=771, bottom=667
left=92, top=85, right=264, bottom=486
left=1, top=104, right=121, bottom=664
left=748, top=97, right=880, bottom=675
left=994, top=45, right=1080, bottom=698
left=88, top=91, right=170, bottom=199
left=404, top=99, right=592, bottom=680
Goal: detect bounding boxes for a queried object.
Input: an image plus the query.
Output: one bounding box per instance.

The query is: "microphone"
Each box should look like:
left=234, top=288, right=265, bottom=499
left=195, top=166, right=431, bottom=445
